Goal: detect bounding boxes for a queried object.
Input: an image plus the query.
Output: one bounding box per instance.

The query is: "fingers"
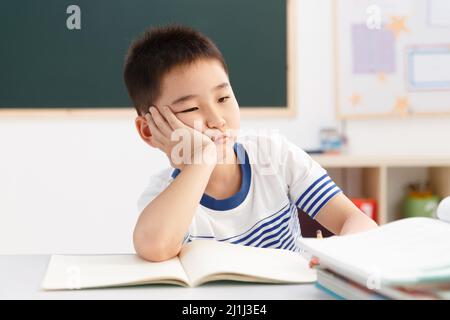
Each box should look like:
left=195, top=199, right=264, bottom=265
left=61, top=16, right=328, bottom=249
left=309, top=256, right=320, bottom=268
left=144, top=112, right=167, bottom=148
left=309, top=230, right=323, bottom=268
left=149, top=106, right=172, bottom=138
left=160, top=105, right=185, bottom=130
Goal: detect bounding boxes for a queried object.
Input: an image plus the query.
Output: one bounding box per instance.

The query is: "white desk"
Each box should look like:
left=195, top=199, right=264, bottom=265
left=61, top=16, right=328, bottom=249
left=0, top=255, right=331, bottom=300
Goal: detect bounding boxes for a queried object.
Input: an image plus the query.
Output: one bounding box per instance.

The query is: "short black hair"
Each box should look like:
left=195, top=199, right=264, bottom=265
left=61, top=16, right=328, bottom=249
left=123, top=24, right=228, bottom=115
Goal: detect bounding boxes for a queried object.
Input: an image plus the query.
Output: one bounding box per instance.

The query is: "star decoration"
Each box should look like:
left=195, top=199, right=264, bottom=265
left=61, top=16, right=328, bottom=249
left=387, top=16, right=409, bottom=38
left=377, top=72, right=387, bottom=82
left=393, top=97, right=410, bottom=114
left=349, top=93, right=362, bottom=107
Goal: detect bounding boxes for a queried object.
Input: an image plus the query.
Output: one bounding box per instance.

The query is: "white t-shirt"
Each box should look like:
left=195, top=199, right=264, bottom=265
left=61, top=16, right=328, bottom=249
left=137, top=134, right=342, bottom=252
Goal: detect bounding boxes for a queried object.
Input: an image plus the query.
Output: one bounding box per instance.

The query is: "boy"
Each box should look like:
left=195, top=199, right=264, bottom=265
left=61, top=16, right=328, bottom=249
left=123, top=25, right=378, bottom=262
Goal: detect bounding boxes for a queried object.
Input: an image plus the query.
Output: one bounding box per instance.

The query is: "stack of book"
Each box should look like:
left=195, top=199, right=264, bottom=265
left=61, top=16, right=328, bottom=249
left=297, top=217, right=450, bottom=300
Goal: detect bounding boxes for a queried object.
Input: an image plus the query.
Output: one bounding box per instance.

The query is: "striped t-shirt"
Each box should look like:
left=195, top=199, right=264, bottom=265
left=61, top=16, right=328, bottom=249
left=137, top=134, right=342, bottom=253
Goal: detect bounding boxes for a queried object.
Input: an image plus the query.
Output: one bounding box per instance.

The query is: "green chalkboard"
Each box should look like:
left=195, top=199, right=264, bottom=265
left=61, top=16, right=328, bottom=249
left=0, top=0, right=287, bottom=109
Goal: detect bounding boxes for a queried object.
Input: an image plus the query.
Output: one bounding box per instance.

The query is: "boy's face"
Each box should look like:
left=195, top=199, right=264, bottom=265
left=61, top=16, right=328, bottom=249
left=138, top=58, right=241, bottom=158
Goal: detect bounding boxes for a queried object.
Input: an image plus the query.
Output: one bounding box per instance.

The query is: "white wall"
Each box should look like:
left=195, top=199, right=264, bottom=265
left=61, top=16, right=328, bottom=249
left=1, top=0, right=449, bottom=254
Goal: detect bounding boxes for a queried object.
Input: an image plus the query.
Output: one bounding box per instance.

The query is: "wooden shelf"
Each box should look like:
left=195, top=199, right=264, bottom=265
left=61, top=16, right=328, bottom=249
left=311, top=154, right=450, bottom=225
left=312, top=155, right=450, bottom=168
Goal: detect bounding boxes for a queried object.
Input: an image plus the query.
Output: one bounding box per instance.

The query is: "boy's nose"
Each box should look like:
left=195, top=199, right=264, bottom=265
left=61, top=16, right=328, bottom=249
left=205, top=110, right=227, bottom=129
left=207, top=118, right=226, bottom=129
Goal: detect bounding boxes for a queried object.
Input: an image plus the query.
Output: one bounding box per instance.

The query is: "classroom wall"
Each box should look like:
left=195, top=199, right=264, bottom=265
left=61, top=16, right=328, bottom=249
left=1, top=0, right=449, bottom=254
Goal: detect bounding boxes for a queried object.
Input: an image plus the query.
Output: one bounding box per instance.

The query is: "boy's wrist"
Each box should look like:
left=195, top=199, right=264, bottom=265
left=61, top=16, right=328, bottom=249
left=183, top=160, right=217, bottom=172
left=187, top=142, right=217, bottom=168
left=170, top=142, right=217, bottom=171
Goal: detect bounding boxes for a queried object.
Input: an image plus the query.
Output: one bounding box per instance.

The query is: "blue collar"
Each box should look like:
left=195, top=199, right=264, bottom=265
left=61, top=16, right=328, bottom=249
left=170, top=142, right=251, bottom=211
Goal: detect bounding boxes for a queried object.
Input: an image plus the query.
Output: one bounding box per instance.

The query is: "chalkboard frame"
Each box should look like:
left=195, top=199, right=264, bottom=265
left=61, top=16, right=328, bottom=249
left=0, top=0, right=296, bottom=118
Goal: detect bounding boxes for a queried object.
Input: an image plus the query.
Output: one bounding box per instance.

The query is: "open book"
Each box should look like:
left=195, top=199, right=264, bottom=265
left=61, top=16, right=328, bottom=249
left=297, top=217, right=450, bottom=291
left=42, top=240, right=316, bottom=290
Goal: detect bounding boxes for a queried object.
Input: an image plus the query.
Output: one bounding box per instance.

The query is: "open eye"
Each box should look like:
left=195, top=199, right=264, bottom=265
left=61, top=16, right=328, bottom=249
left=218, top=96, right=230, bottom=103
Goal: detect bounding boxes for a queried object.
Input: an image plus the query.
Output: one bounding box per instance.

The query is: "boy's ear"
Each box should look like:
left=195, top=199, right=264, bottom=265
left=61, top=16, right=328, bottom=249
left=135, top=115, right=157, bottom=148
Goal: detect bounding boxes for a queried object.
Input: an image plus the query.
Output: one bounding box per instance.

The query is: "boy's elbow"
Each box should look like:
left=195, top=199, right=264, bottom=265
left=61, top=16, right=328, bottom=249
left=133, top=232, right=181, bottom=262
left=136, top=246, right=177, bottom=262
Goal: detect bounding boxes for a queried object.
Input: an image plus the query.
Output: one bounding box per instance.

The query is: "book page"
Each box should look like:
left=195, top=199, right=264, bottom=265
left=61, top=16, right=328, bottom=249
left=178, top=240, right=316, bottom=287
left=41, top=254, right=189, bottom=290
left=297, top=218, right=450, bottom=286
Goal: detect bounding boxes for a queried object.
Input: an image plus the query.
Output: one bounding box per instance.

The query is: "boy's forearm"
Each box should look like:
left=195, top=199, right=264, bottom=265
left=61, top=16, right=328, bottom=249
left=134, top=163, right=215, bottom=260
left=339, top=213, right=378, bottom=235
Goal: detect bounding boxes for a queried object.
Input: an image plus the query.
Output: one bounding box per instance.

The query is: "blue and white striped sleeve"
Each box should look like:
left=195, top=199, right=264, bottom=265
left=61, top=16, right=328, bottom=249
left=281, top=138, right=342, bottom=219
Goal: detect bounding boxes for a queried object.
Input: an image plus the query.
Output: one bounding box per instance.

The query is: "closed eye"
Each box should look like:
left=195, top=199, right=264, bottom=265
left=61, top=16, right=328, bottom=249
left=177, top=96, right=230, bottom=113
left=178, top=107, right=199, bottom=113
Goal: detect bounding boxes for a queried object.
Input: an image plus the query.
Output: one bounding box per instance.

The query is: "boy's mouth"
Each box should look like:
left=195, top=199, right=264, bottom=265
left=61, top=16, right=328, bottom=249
left=211, top=132, right=231, bottom=143
left=213, top=135, right=228, bottom=144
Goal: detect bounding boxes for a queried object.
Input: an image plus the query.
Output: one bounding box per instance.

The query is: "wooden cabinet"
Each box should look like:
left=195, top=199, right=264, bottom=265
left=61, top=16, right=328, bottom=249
left=311, top=155, right=450, bottom=224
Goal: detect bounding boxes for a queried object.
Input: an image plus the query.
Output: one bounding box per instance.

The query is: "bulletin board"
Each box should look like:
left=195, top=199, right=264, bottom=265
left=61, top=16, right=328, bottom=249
left=334, top=0, right=450, bottom=119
